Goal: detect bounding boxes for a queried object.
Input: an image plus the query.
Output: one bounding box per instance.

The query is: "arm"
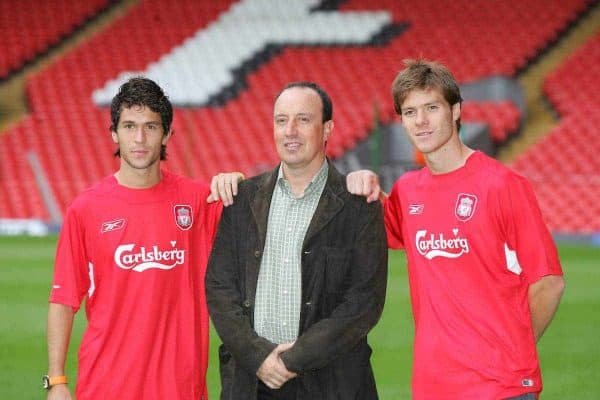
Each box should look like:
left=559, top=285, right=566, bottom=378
left=206, top=172, right=245, bottom=206
left=346, top=170, right=387, bottom=203
left=47, top=303, right=75, bottom=399
left=280, top=201, right=388, bottom=372
left=497, top=174, right=565, bottom=342
left=256, top=342, right=297, bottom=389
left=349, top=171, right=409, bottom=249
left=205, top=201, right=278, bottom=376
left=528, top=275, right=565, bottom=342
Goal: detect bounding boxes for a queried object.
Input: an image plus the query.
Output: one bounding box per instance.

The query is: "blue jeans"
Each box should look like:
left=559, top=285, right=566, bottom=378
left=506, top=393, right=536, bottom=400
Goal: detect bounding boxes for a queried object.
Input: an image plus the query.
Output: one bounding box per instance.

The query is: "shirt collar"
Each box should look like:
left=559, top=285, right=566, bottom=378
left=277, top=160, right=329, bottom=199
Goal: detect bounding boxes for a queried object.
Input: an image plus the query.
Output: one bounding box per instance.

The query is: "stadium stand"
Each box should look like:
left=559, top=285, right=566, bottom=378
left=0, top=0, right=112, bottom=79
left=461, top=101, right=521, bottom=143
left=0, top=0, right=596, bottom=236
left=511, top=31, right=600, bottom=233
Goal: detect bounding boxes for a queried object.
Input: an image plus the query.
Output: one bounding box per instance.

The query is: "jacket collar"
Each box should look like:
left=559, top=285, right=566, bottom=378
left=249, top=159, right=345, bottom=249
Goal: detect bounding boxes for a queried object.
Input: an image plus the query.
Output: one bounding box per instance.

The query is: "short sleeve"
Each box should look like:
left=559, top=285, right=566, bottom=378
left=205, top=198, right=224, bottom=244
left=497, top=173, right=563, bottom=283
left=49, top=206, right=90, bottom=312
left=384, top=182, right=405, bottom=249
left=195, top=182, right=224, bottom=243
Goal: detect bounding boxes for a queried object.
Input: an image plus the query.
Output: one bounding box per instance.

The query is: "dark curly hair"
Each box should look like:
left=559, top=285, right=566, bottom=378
left=110, top=77, right=173, bottom=160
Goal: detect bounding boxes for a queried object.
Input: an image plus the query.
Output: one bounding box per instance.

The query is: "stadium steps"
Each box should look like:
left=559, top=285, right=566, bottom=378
left=0, top=0, right=139, bottom=133
left=0, top=0, right=113, bottom=80
left=0, top=0, right=596, bottom=233
left=497, top=0, right=600, bottom=163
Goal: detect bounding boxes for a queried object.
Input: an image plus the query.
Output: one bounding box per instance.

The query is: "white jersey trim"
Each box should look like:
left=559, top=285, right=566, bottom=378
left=504, top=243, right=522, bottom=275
left=88, top=262, right=96, bottom=298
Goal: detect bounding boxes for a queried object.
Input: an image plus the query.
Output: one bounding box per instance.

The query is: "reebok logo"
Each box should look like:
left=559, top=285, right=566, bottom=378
left=114, top=243, right=185, bottom=272
left=415, top=229, right=470, bottom=260
left=101, top=218, right=125, bottom=233
left=409, top=204, right=424, bottom=215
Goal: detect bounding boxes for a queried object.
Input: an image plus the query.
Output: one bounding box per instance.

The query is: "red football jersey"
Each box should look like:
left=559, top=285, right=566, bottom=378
left=49, top=169, right=222, bottom=400
left=384, top=151, right=562, bottom=399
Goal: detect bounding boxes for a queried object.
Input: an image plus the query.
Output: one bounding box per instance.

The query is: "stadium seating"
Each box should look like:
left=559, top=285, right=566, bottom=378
left=0, top=0, right=595, bottom=236
left=461, top=101, right=521, bottom=143
left=0, top=0, right=111, bottom=79
left=511, top=31, right=600, bottom=233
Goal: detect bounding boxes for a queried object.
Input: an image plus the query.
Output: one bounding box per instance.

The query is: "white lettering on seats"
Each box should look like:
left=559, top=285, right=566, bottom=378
left=92, top=0, right=391, bottom=106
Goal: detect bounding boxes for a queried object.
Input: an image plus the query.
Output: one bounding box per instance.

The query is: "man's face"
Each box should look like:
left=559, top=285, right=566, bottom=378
left=111, top=105, right=170, bottom=171
left=399, top=87, right=460, bottom=155
left=273, top=87, right=332, bottom=174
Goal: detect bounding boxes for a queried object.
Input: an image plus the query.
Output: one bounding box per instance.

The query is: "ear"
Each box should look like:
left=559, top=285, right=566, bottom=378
left=162, top=128, right=173, bottom=145
left=452, top=102, right=461, bottom=123
left=111, top=130, right=118, bottom=144
left=323, top=120, right=333, bottom=142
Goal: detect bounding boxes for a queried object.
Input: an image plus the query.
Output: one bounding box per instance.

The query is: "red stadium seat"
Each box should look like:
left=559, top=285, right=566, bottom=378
left=511, top=32, right=600, bottom=232
left=0, top=0, right=596, bottom=235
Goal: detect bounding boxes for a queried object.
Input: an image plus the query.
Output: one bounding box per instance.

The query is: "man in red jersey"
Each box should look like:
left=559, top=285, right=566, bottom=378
left=45, top=77, right=239, bottom=399
left=346, top=60, right=565, bottom=399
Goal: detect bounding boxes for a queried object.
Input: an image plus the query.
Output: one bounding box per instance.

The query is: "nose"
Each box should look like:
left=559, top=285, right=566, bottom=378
left=415, top=109, right=428, bottom=126
left=284, top=120, right=298, bottom=137
left=133, top=126, right=146, bottom=143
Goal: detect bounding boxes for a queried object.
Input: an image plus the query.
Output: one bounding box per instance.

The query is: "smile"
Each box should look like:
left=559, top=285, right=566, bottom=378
left=284, top=142, right=301, bottom=150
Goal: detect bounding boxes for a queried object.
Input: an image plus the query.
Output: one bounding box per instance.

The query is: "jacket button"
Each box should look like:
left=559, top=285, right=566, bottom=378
left=254, top=250, right=260, bottom=258
left=304, top=301, right=312, bottom=308
left=243, top=300, right=252, bottom=308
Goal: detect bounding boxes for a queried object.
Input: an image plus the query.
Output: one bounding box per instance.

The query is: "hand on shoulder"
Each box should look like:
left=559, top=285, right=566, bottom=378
left=206, top=172, right=246, bottom=206
left=346, top=170, right=385, bottom=203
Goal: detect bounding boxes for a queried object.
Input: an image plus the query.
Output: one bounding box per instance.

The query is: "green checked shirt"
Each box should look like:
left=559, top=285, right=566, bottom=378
left=254, top=161, right=329, bottom=344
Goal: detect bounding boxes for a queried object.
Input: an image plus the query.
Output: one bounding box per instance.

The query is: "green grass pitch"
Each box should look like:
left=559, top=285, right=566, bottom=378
left=0, top=235, right=598, bottom=399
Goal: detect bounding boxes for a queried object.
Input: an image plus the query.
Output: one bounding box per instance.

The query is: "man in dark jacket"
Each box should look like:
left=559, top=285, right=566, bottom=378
left=205, top=81, right=388, bottom=400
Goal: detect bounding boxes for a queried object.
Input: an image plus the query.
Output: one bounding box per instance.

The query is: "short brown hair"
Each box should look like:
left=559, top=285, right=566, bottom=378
left=391, top=59, right=462, bottom=118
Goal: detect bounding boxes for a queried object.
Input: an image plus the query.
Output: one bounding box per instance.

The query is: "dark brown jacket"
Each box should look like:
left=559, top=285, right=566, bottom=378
left=206, top=162, right=388, bottom=400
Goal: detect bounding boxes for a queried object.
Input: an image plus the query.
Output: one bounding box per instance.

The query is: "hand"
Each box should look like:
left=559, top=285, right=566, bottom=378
left=346, top=170, right=382, bottom=203
left=206, top=172, right=245, bottom=206
left=256, top=342, right=297, bottom=389
left=47, top=384, right=72, bottom=400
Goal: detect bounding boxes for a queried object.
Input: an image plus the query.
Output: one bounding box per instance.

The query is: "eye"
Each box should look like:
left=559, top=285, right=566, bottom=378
left=402, top=109, right=415, bottom=117
left=299, top=116, right=310, bottom=124
left=123, top=123, right=135, bottom=130
left=275, top=117, right=287, bottom=125
left=427, top=104, right=439, bottom=111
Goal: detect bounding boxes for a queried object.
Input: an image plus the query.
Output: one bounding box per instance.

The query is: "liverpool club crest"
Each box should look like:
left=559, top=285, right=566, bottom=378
left=455, top=193, right=477, bottom=222
left=174, top=205, right=193, bottom=230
